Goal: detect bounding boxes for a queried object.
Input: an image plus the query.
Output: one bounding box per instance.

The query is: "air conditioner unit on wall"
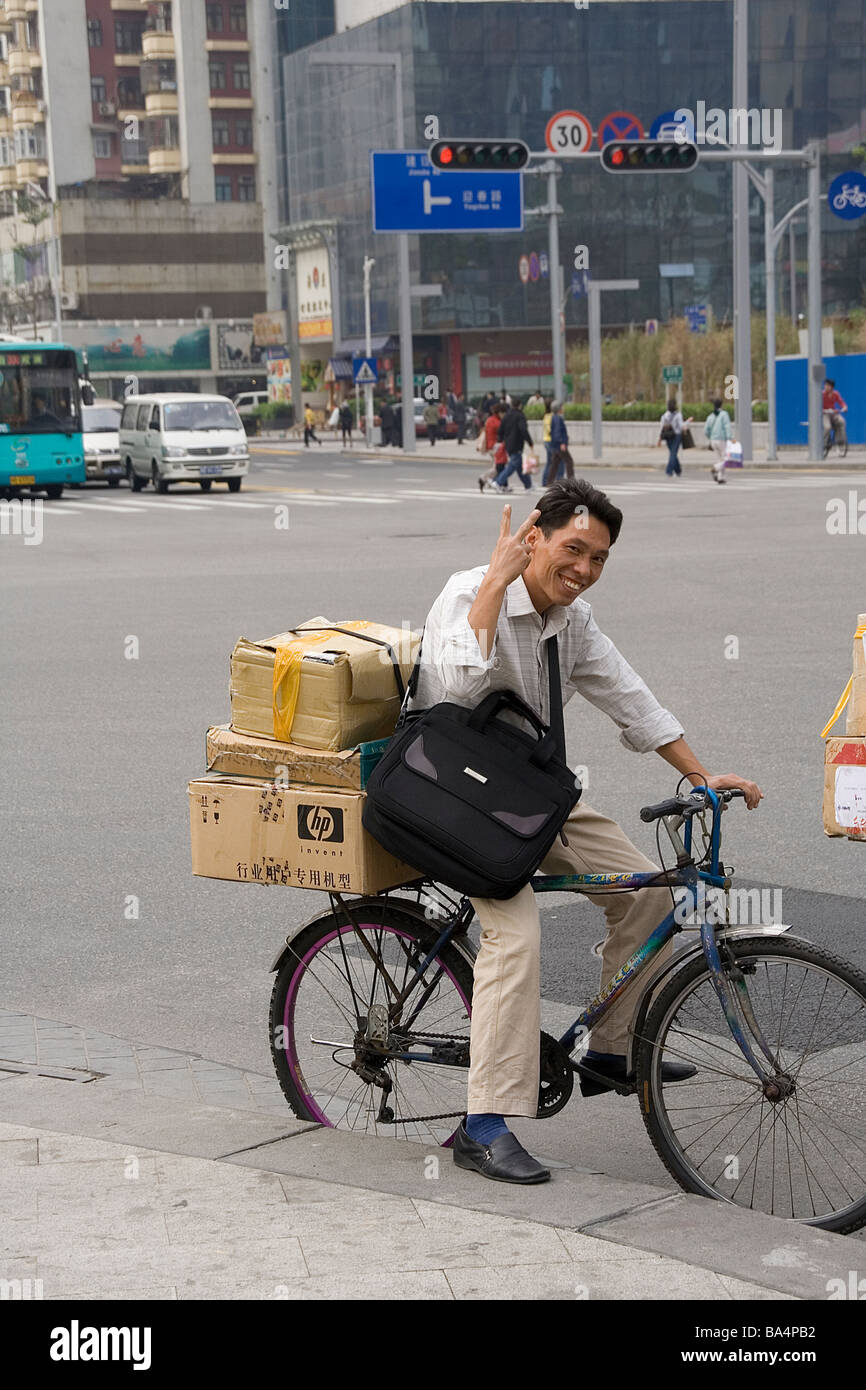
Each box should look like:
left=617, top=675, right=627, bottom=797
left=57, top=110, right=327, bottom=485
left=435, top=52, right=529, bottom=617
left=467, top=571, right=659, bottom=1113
left=60, top=291, right=79, bottom=311
left=97, top=102, right=116, bottom=118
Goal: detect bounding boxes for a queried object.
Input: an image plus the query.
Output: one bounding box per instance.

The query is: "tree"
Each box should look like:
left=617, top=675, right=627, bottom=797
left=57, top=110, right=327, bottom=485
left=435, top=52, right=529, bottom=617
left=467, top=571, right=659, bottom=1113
left=12, top=192, right=52, bottom=338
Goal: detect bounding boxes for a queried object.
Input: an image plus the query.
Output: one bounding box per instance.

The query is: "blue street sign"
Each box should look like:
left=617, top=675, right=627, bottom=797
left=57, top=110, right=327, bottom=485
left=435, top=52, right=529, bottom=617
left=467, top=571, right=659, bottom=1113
left=684, top=302, right=708, bottom=333
left=597, top=110, right=644, bottom=147
left=371, top=151, right=523, bottom=233
left=539, top=252, right=550, bottom=279
left=828, top=170, right=866, bottom=221
left=649, top=109, right=695, bottom=141
left=529, top=252, right=541, bottom=282
left=352, top=356, right=378, bottom=385
left=572, top=270, right=590, bottom=298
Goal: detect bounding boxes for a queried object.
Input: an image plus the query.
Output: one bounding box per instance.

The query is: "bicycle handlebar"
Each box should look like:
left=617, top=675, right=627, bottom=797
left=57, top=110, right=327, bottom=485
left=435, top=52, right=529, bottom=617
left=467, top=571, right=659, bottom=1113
left=640, top=787, right=745, bottom=823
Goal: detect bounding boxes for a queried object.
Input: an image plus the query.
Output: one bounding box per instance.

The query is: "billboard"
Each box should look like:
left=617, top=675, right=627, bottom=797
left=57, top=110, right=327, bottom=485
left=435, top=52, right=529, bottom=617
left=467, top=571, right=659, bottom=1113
left=296, top=246, right=333, bottom=342
left=63, top=323, right=212, bottom=373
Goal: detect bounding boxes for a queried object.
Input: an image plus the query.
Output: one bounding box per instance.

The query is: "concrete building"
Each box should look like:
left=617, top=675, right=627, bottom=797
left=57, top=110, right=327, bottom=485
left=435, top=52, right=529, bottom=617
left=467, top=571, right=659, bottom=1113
left=0, top=0, right=269, bottom=354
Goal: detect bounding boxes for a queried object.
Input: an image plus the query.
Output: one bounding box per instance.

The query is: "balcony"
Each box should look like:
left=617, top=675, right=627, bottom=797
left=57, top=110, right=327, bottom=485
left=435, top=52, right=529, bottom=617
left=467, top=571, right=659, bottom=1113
left=0, top=111, right=11, bottom=135
left=148, top=146, right=180, bottom=174
left=0, top=166, right=16, bottom=189
left=145, top=89, right=177, bottom=117
left=4, top=3, right=27, bottom=21
left=142, top=29, right=174, bottom=61
left=8, top=47, right=35, bottom=78
left=11, top=90, right=37, bottom=123
left=16, top=156, right=46, bottom=179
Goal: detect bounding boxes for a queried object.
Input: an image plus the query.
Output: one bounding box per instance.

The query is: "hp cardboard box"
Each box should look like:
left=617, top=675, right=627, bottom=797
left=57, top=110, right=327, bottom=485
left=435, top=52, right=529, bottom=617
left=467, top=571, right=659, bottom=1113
left=229, top=617, right=420, bottom=750
left=823, top=737, right=866, bottom=841
left=206, top=724, right=388, bottom=792
left=189, top=774, right=421, bottom=894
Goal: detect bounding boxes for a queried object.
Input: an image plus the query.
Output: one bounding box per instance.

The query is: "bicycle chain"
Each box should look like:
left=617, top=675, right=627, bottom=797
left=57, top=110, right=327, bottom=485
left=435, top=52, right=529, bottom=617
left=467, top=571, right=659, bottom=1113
left=377, top=1028, right=470, bottom=1124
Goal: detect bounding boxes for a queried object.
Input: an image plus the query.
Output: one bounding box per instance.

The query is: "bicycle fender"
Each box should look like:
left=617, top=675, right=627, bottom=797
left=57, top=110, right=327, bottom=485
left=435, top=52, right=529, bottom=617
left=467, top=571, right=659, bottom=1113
left=269, top=896, right=478, bottom=975
left=625, top=924, right=801, bottom=1073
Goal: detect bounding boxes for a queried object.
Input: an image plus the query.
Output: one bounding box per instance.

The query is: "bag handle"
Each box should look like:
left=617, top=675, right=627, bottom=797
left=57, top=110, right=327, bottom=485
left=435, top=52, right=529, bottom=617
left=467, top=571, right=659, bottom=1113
left=546, top=633, right=566, bottom=759
left=467, top=687, right=547, bottom=738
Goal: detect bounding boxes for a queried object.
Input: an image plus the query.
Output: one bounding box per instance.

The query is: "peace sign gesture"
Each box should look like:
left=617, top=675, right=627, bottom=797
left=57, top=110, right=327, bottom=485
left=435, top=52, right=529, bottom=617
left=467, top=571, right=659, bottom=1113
left=487, top=504, right=542, bottom=588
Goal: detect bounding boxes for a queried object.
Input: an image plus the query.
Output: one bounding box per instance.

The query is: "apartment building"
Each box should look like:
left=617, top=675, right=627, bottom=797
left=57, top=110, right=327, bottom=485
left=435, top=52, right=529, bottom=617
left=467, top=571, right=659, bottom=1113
left=0, top=0, right=269, bottom=329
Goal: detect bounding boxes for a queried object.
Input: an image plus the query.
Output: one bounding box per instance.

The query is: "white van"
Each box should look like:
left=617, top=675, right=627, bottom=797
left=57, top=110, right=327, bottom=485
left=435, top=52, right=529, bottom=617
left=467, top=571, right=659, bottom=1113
left=119, top=393, right=250, bottom=493
left=232, top=389, right=268, bottom=421
left=81, top=397, right=124, bottom=484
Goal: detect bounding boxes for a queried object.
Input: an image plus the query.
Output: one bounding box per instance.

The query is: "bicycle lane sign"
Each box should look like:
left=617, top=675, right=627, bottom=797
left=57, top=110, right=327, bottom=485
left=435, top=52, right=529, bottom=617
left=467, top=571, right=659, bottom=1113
left=828, top=170, right=866, bottom=220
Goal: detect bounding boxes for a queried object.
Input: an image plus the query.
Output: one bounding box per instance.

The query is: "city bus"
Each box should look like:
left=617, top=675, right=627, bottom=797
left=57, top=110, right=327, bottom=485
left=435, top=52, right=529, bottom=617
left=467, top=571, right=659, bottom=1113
left=0, top=340, right=86, bottom=498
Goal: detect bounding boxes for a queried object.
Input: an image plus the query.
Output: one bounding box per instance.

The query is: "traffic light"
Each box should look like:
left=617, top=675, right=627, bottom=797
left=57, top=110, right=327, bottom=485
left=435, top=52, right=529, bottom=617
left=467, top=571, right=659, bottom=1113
left=600, top=140, right=699, bottom=172
left=429, top=140, right=530, bottom=171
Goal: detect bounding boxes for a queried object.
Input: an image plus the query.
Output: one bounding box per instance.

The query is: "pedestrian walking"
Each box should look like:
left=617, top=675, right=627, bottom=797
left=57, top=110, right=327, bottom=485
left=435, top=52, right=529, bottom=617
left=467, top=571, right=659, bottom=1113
left=704, top=399, right=732, bottom=483
left=546, top=401, right=574, bottom=482
left=493, top=398, right=534, bottom=492
left=339, top=402, right=353, bottom=448
left=657, top=399, right=690, bottom=476
left=477, top=403, right=506, bottom=490
left=304, top=403, right=322, bottom=447
left=380, top=399, right=396, bottom=447
left=453, top=391, right=468, bottom=444
left=423, top=399, right=440, bottom=446
left=405, top=479, right=762, bottom=1184
left=541, top=399, right=554, bottom=482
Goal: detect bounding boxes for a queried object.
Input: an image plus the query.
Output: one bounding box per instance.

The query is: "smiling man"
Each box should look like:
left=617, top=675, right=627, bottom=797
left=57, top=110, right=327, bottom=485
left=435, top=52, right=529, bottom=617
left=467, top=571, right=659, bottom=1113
left=409, top=478, right=762, bottom=1185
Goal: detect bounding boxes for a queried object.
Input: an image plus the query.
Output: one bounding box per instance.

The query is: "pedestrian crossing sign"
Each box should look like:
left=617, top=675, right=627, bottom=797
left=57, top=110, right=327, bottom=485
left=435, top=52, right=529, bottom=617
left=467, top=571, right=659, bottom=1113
left=353, top=356, right=378, bottom=385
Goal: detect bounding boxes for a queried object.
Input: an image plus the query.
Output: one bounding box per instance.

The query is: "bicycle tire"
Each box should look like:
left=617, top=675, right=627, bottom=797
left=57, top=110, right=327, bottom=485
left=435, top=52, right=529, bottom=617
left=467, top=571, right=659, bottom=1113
left=822, top=431, right=832, bottom=459
left=837, top=435, right=848, bottom=459
left=636, top=935, right=866, bottom=1232
left=269, top=901, right=474, bottom=1146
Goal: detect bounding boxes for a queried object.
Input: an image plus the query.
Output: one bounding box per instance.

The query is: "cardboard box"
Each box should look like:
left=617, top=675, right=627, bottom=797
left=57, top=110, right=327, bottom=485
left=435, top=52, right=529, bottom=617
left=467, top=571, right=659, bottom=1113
left=229, top=617, right=419, bottom=750
left=206, top=724, right=388, bottom=791
left=189, top=774, right=422, bottom=893
left=823, top=736, right=866, bottom=840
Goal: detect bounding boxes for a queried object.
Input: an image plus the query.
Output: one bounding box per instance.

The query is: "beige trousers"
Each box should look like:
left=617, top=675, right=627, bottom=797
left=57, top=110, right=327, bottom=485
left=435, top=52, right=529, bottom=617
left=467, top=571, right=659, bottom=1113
left=466, top=798, right=674, bottom=1116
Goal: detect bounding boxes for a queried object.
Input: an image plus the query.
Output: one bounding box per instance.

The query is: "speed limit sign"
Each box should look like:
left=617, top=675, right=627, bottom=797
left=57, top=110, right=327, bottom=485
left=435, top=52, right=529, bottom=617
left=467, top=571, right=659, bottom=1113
left=545, top=109, right=593, bottom=154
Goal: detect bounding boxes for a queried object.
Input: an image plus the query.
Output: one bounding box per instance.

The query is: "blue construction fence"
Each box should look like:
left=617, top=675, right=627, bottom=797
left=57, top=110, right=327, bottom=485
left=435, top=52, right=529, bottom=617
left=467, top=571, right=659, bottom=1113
left=776, top=353, right=866, bottom=446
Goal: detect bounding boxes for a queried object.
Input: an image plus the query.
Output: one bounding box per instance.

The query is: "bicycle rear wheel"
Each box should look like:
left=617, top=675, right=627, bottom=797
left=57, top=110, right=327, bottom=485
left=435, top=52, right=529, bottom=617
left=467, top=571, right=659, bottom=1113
left=637, top=935, right=866, bottom=1232
left=269, top=900, right=474, bottom=1147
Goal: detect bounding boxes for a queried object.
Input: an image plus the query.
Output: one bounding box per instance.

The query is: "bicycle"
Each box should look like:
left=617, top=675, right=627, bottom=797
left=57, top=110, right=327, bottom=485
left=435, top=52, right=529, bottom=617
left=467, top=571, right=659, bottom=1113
left=823, top=413, right=848, bottom=459
left=269, top=786, right=866, bottom=1232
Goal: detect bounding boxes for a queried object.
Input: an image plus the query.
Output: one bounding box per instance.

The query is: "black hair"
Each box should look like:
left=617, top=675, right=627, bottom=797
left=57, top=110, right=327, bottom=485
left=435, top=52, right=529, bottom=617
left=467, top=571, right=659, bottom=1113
left=825, top=378, right=835, bottom=388
left=667, top=398, right=678, bottom=412
left=535, top=478, right=623, bottom=546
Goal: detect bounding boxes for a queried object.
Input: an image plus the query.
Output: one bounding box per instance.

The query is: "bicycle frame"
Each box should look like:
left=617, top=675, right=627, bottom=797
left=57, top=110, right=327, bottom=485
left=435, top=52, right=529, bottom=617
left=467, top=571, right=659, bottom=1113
left=330, top=788, right=782, bottom=1088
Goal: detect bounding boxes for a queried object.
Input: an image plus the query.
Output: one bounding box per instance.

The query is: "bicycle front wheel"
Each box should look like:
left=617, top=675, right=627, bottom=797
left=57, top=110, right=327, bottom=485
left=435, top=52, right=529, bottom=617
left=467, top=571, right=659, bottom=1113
left=269, top=901, right=474, bottom=1147
left=637, top=935, right=866, bottom=1232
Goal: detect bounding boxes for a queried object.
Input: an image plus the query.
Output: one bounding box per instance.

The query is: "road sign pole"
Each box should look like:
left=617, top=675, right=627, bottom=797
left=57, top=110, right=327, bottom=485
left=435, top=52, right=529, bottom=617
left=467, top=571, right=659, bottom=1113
left=363, top=255, right=375, bottom=449
left=588, top=279, right=639, bottom=460
left=807, top=141, right=823, bottom=462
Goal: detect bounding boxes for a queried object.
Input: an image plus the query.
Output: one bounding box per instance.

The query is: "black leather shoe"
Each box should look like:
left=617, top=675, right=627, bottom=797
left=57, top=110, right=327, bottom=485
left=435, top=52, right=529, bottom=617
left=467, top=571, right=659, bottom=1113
left=452, top=1123, right=550, bottom=1184
left=576, top=1055, right=698, bottom=1098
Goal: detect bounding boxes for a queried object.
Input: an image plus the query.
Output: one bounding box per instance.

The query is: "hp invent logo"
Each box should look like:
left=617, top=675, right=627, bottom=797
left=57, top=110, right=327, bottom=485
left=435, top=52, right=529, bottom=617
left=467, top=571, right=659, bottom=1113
left=298, top=805, right=344, bottom=842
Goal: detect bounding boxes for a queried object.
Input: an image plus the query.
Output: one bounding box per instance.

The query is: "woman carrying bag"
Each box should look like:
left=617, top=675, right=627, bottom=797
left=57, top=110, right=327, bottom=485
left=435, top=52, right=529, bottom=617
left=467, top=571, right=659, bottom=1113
left=657, top=398, right=692, bottom=477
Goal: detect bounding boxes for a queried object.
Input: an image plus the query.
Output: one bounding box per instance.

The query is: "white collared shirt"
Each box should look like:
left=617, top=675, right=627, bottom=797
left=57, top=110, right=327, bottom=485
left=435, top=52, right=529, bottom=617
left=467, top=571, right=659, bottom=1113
left=408, top=565, right=684, bottom=754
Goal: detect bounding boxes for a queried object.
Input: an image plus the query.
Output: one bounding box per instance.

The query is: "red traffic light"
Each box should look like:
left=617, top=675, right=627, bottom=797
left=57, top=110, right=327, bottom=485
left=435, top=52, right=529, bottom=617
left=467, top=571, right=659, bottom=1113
left=429, top=139, right=530, bottom=171
left=600, top=140, right=699, bottom=172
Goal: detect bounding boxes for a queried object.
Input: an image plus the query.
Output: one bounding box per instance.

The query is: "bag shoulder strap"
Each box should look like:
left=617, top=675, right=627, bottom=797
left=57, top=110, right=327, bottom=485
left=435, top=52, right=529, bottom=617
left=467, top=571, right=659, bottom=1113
left=546, top=633, right=566, bottom=758
left=288, top=624, right=408, bottom=700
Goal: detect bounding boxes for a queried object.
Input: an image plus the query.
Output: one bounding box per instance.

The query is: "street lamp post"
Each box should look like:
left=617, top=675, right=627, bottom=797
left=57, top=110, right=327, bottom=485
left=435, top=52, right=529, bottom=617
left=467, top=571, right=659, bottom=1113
left=308, top=52, right=415, bottom=454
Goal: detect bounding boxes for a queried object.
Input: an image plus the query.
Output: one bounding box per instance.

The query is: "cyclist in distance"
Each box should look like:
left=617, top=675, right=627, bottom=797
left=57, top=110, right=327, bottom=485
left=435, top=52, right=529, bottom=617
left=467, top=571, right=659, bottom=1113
left=408, top=478, right=763, bottom=1185
left=822, top=379, right=847, bottom=443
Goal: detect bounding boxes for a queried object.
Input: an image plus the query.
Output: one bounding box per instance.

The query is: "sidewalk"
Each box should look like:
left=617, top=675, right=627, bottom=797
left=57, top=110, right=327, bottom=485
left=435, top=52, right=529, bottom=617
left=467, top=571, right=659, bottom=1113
left=255, top=432, right=866, bottom=472
left=0, top=1009, right=857, bottom=1300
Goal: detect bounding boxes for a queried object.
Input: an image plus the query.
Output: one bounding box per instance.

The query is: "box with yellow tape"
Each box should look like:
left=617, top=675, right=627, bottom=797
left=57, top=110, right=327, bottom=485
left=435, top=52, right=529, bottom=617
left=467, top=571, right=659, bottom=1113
left=229, top=617, right=420, bottom=751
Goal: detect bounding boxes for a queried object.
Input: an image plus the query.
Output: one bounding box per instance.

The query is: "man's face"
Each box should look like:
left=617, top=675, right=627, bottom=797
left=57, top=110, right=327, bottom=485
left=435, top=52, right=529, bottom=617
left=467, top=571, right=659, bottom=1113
left=523, top=512, right=611, bottom=612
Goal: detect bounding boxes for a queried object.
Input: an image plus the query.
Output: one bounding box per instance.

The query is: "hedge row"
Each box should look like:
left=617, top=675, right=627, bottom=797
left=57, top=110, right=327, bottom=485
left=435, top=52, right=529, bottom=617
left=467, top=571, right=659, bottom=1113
left=522, top=401, right=767, bottom=422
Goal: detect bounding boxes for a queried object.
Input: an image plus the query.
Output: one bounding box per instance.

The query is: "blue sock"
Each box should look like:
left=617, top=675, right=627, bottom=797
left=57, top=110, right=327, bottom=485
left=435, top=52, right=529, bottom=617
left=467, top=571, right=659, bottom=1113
left=465, top=1112, right=509, bottom=1143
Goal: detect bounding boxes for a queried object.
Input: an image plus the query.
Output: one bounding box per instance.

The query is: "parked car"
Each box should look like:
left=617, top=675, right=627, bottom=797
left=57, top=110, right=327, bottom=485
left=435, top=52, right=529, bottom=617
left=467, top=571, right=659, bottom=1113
left=81, top=398, right=124, bottom=485
left=119, top=393, right=249, bottom=493
left=232, top=390, right=269, bottom=421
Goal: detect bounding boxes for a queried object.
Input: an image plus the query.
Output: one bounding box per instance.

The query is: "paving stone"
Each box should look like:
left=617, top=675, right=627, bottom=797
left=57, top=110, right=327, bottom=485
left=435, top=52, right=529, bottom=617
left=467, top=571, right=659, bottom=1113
left=0, top=1139, right=38, bottom=1166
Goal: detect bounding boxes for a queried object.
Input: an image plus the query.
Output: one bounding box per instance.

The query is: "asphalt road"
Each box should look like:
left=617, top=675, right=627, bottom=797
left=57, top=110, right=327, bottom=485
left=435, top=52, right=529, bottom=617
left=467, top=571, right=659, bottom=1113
left=3, top=445, right=866, bottom=1152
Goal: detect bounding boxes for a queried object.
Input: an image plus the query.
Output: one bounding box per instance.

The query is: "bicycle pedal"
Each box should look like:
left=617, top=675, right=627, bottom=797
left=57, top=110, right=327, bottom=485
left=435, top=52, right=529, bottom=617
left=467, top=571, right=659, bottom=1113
left=573, top=1062, right=634, bottom=1098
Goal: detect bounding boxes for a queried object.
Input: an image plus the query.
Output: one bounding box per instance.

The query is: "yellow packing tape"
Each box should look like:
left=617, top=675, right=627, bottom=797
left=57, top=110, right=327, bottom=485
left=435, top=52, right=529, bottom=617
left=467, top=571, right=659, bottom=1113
left=272, top=621, right=370, bottom=742
left=821, top=623, right=866, bottom=738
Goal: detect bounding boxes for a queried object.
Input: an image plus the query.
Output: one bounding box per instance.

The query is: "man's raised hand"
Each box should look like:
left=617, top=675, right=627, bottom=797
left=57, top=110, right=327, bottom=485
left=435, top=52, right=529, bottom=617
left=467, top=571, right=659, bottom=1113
left=487, top=505, right=541, bottom=587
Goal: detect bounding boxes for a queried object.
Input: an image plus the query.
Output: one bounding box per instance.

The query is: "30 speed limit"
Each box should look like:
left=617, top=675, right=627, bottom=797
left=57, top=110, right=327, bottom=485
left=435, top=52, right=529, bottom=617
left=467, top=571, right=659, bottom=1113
left=545, top=110, right=593, bottom=154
